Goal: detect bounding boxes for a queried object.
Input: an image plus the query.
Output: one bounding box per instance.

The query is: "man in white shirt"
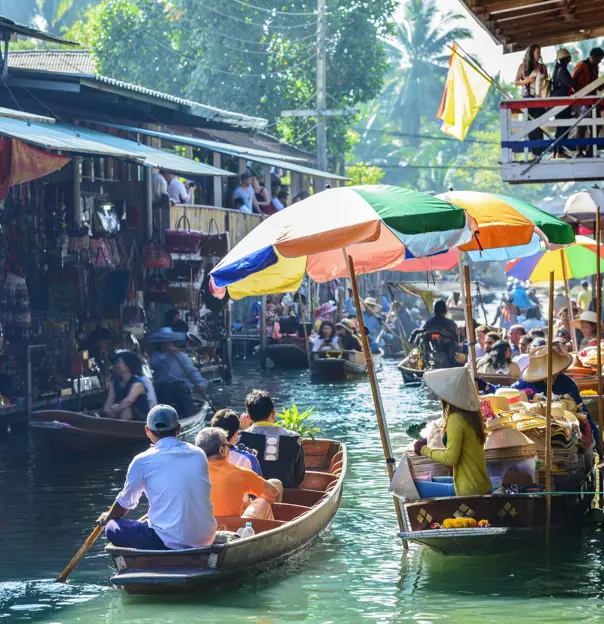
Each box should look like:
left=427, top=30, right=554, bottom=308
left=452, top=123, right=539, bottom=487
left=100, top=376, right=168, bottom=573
left=161, top=170, right=194, bottom=205
left=232, top=172, right=258, bottom=214
left=98, top=405, right=216, bottom=550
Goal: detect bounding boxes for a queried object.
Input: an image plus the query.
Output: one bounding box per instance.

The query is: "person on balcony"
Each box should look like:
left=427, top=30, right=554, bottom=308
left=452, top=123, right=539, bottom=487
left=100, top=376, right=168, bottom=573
left=252, top=176, right=271, bottom=214
left=552, top=48, right=574, bottom=158
left=515, top=44, right=548, bottom=157
left=232, top=172, right=259, bottom=214
left=572, top=47, right=604, bottom=157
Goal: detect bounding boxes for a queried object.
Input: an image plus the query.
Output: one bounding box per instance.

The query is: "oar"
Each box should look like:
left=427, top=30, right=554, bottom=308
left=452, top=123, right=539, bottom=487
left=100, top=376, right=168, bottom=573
left=56, top=524, right=105, bottom=583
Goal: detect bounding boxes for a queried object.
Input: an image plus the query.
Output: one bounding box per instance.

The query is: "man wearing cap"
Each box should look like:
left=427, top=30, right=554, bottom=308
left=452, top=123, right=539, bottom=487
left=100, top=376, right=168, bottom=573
left=552, top=48, right=574, bottom=158
left=98, top=405, right=216, bottom=550
left=572, top=47, right=604, bottom=157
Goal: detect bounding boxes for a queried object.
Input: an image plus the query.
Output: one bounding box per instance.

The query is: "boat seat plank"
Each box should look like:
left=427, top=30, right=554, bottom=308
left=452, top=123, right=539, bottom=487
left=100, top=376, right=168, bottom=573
left=299, top=471, right=337, bottom=492
left=272, top=502, right=311, bottom=522
left=282, top=488, right=324, bottom=507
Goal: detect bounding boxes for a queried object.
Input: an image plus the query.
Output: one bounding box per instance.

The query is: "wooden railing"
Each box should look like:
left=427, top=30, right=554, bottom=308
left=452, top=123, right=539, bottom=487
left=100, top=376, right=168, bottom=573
left=170, top=204, right=263, bottom=248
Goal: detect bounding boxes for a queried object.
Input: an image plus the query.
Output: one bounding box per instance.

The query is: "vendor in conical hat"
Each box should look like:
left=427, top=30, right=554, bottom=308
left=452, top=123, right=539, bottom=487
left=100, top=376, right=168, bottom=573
left=509, top=345, right=598, bottom=442
left=414, top=367, right=491, bottom=496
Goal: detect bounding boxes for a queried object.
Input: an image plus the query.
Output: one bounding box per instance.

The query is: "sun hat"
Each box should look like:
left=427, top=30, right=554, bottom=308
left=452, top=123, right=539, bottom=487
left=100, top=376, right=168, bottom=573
left=556, top=48, right=572, bottom=60
left=314, top=301, right=337, bottom=320
left=423, top=367, right=480, bottom=412
left=336, top=318, right=357, bottom=333
left=362, top=297, right=383, bottom=314
left=146, top=326, right=187, bottom=344
left=485, top=426, right=535, bottom=451
left=495, top=388, right=529, bottom=408
left=571, top=310, right=603, bottom=330
left=521, top=345, right=573, bottom=382
left=147, top=404, right=180, bottom=432
left=481, top=394, right=510, bottom=412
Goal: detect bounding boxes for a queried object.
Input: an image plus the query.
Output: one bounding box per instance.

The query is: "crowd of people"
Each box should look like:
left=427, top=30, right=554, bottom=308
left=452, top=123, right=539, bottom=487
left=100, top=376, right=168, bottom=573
left=99, top=389, right=306, bottom=550
left=232, top=172, right=311, bottom=216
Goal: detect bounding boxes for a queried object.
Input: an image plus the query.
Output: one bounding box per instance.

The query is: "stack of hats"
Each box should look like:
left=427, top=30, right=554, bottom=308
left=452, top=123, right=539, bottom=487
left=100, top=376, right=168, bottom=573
left=484, top=414, right=537, bottom=462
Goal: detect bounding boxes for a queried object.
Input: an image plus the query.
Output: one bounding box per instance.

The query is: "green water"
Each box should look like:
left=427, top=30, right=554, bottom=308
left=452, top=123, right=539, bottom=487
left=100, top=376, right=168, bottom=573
left=2, top=360, right=604, bottom=623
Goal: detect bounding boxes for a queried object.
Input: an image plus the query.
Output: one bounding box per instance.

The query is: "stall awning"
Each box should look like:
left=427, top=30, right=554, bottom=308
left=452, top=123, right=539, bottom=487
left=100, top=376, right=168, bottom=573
left=0, top=106, right=55, bottom=124
left=78, top=119, right=350, bottom=181
left=0, top=118, right=237, bottom=176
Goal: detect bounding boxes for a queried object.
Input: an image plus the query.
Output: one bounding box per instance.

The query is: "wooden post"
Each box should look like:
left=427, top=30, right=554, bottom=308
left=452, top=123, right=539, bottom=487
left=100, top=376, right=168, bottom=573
left=345, top=252, right=408, bottom=542
left=545, top=270, right=555, bottom=546
left=596, top=206, right=603, bottom=502
left=457, top=251, right=475, bottom=379
left=464, top=266, right=478, bottom=382
left=260, top=295, right=267, bottom=370
left=297, top=291, right=311, bottom=369
left=212, top=153, right=223, bottom=208
left=561, top=256, right=578, bottom=351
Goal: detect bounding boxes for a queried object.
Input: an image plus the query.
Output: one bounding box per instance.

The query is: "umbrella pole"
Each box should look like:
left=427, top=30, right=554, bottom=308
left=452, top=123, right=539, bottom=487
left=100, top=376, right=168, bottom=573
left=561, top=257, right=578, bottom=351
left=345, top=251, right=408, bottom=543
left=457, top=251, right=476, bottom=380
left=596, top=207, right=603, bottom=504
left=260, top=295, right=267, bottom=370
left=464, top=266, right=478, bottom=382
left=546, top=270, right=555, bottom=548
left=297, top=290, right=311, bottom=369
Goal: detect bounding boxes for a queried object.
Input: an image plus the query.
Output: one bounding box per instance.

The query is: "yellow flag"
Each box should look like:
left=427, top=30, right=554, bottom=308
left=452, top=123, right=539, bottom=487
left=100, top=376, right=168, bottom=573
left=436, top=44, right=491, bottom=141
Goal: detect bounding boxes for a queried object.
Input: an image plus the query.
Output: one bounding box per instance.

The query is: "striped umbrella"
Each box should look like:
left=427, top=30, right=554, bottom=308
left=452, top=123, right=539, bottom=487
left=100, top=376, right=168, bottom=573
left=210, top=185, right=476, bottom=299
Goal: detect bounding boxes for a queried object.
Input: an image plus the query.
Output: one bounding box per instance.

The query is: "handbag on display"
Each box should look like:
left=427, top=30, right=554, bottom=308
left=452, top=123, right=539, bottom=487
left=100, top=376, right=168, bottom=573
left=167, top=258, right=203, bottom=282
left=165, top=215, right=202, bottom=254
left=142, top=241, right=173, bottom=270
left=145, top=273, right=170, bottom=303
left=89, top=239, right=114, bottom=268
left=92, top=202, right=120, bottom=237
left=199, top=218, right=230, bottom=258
left=167, top=284, right=193, bottom=309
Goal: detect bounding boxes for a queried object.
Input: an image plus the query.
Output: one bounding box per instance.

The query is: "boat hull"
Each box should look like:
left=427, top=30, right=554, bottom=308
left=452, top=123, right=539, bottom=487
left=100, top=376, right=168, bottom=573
left=398, top=364, right=424, bottom=385
left=266, top=341, right=309, bottom=369
left=311, top=351, right=381, bottom=382
left=107, top=439, right=346, bottom=593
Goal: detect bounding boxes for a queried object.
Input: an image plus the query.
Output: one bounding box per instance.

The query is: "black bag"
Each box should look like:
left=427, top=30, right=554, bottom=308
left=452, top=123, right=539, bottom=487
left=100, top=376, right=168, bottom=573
left=167, top=259, right=203, bottom=282
left=199, top=218, right=229, bottom=258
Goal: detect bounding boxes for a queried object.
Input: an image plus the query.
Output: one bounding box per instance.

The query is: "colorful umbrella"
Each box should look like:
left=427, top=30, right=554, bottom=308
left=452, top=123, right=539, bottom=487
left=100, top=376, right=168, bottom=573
left=563, top=189, right=604, bottom=230
left=505, top=235, right=604, bottom=282
left=210, top=185, right=476, bottom=299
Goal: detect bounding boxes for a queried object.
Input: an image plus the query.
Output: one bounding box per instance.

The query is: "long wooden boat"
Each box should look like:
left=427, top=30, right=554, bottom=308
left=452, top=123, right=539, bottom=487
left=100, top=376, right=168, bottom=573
left=399, top=468, right=595, bottom=555
left=29, top=406, right=206, bottom=453
left=479, top=373, right=519, bottom=388
left=398, top=362, right=424, bottom=386
left=106, top=438, right=346, bottom=594
left=311, top=350, right=382, bottom=382
left=265, top=337, right=310, bottom=369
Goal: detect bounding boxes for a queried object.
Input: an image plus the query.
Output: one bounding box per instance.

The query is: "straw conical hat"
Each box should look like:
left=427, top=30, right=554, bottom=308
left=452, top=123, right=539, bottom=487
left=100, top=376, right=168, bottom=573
left=424, top=367, right=480, bottom=412
left=571, top=310, right=604, bottom=331
left=485, top=427, right=535, bottom=451
left=521, top=345, right=573, bottom=383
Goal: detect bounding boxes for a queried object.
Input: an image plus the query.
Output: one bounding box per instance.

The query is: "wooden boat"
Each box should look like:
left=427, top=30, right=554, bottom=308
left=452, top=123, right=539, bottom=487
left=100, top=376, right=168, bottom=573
left=398, top=362, right=424, bottom=385
left=479, top=373, right=519, bottom=387
left=265, top=337, right=310, bottom=369
left=29, top=406, right=206, bottom=453
left=311, top=350, right=382, bottom=382
left=106, top=438, right=346, bottom=594
left=399, top=469, right=595, bottom=556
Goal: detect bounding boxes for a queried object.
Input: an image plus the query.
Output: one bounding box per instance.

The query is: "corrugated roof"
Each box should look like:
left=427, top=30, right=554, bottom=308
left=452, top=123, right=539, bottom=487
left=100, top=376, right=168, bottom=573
left=76, top=119, right=349, bottom=180
left=8, top=50, right=95, bottom=75
left=0, top=106, right=54, bottom=123
left=0, top=16, right=78, bottom=46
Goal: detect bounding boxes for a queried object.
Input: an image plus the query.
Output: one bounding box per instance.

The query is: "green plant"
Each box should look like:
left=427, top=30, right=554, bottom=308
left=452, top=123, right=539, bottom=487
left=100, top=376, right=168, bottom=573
left=276, top=404, right=322, bottom=442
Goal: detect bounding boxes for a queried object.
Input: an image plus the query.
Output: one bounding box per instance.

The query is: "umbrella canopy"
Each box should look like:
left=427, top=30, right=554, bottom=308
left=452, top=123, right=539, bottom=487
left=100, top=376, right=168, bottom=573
left=505, top=235, right=604, bottom=282
left=563, top=189, right=604, bottom=230
left=210, top=185, right=475, bottom=299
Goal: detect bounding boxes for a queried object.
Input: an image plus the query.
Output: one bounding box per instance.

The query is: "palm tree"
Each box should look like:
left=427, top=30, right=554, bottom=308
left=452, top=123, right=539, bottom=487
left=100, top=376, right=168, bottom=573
left=380, top=0, right=472, bottom=147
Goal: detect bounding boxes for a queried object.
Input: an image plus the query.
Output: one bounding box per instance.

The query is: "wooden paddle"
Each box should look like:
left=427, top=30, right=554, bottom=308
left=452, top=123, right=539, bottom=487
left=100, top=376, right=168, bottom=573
left=56, top=524, right=105, bottom=583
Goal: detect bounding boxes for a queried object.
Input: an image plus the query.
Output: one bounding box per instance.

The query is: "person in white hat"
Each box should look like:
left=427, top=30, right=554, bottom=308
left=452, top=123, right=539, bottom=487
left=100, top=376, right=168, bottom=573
left=361, top=297, right=384, bottom=353
left=414, top=367, right=491, bottom=496
left=571, top=310, right=603, bottom=348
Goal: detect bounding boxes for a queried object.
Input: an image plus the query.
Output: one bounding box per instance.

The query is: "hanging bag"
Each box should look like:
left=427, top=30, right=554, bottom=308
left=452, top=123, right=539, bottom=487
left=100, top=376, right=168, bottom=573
left=165, top=215, right=202, bottom=254
left=92, top=203, right=120, bottom=237
left=142, top=240, right=173, bottom=270
left=167, top=258, right=203, bottom=282
left=199, top=218, right=230, bottom=258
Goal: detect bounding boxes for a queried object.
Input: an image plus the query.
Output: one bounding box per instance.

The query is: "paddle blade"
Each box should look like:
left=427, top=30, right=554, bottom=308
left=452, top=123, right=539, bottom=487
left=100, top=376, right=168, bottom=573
left=56, top=525, right=104, bottom=583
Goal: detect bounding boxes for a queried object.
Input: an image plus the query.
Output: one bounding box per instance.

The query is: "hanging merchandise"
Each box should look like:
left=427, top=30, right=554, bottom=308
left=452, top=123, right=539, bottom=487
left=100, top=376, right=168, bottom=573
left=167, top=257, right=203, bottom=282
left=92, top=201, right=120, bottom=237
left=48, top=266, right=84, bottom=315
left=67, top=225, right=90, bottom=254
left=89, top=238, right=114, bottom=268
left=1, top=272, right=31, bottom=331
left=142, top=240, right=173, bottom=270
left=199, top=218, right=229, bottom=258
left=165, top=215, right=202, bottom=254
left=145, top=272, right=170, bottom=303
left=106, top=238, right=131, bottom=312
left=167, top=284, right=194, bottom=309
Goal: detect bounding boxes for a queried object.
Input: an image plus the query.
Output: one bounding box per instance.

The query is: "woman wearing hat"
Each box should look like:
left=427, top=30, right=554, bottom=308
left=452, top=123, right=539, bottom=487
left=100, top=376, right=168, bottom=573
left=361, top=297, right=383, bottom=354
left=571, top=310, right=602, bottom=349
left=335, top=319, right=363, bottom=351
left=414, top=368, right=491, bottom=496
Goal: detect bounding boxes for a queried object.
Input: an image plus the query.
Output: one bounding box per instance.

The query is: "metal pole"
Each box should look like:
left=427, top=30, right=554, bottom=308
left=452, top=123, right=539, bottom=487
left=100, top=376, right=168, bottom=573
left=298, top=291, right=311, bottom=369
left=596, top=207, right=603, bottom=503
left=224, top=301, right=233, bottom=382
left=464, top=266, right=478, bottom=385
left=345, top=251, right=408, bottom=542
left=315, top=0, right=327, bottom=191
left=144, top=167, right=153, bottom=242
left=260, top=295, right=267, bottom=370
left=545, top=271, right=555, bottom=547
left=561, top=256, right=578, bottom=351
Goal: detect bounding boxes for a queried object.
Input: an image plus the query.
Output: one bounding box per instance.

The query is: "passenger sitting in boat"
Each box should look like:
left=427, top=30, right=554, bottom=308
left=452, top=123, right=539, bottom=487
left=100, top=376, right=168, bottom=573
left=335, top=319, right=363, bottom=351
left=210, top=409, right=262, bottom=475
left=196, top=427, right=282, bottom=520
left=148, top=327, right=208, bottom=418
left=415, top=368, right=491, bottom=496
left=312, top=321, right=339, bottom=352
left=361, top=298, right=383, bottom=353
left=239, top=389, right=306, bottom=488
left=422, top=300, right=458, bottom=337
left=572, top=311, right=601, bottom=349
left=165, top=308, right=189, bottom=335
left=98, top=405, right=216, bottom=550
left=103, top=350, right=152, bottom=421
left=477, top=340, right=521, bottom=379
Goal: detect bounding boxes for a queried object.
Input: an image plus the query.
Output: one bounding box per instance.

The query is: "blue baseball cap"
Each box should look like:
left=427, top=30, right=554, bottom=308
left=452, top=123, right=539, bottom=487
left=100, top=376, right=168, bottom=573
left=147, top=405, right=180, bottom=432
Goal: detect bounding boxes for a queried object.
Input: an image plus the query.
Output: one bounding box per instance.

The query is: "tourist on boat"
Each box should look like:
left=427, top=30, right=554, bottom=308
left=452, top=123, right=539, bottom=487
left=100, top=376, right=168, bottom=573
left=196, top=427, right=282, bottom=520
left=210, top=409, right=262, bottom=475
left=513, top=334, right=533, bottom=373
left=103, top=350, right=152, bottom=421
left=148, top=327, right=208, bottom=418
left=572, top=310, right=602, bottom=348
left=414, top=367, right=491, bottom=496
left=239, top=389, right=306, bottom=488
left=477, top=340, right=522, bottom=379
left=98, top=405, right=216, bottom=550
left=336, top=319, right=363, bottom=351
left=361, top=297, right=383, bottom=347
left=507, top=324, right=525, bottom=358
left=312, top=321, right=340, bottom=352
left=475, top=325, right=489, bottom=358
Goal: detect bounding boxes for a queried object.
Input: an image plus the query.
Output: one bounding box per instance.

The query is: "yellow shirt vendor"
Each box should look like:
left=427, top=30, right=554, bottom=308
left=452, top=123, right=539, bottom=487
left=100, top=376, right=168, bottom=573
left=417, top=367, right=491, bottom=496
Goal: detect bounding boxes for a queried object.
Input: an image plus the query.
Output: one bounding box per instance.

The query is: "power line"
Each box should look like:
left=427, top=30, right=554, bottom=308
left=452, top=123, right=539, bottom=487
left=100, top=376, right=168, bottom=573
left=223, top=0, right=319, bottom=17
left=380, top=164, right=501, bottom=170
left=355, top=128, right=499, bottom=145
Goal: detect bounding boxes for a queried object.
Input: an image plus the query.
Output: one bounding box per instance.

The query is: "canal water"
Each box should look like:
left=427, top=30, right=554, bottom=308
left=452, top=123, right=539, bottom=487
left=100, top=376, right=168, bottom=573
left=2, top=360, right=604, bottom=623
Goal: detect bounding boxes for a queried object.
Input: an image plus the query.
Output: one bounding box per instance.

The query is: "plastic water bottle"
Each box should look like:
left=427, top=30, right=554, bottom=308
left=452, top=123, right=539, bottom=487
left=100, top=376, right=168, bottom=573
left=240, top=521, right=255, bottom=538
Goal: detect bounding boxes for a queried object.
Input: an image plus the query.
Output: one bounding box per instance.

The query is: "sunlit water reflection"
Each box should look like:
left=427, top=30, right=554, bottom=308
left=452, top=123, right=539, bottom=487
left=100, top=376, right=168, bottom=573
left=1, top=360, right=604, bottom=623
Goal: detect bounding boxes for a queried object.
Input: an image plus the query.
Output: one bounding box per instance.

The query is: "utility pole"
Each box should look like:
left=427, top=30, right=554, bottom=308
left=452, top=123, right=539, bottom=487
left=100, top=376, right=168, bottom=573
left=315, top=0, right=327, bottom=191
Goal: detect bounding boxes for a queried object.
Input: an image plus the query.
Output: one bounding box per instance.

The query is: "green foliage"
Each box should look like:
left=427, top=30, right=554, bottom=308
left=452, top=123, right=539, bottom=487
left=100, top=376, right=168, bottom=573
left=276, top=404, right=322, bottom=442
left=346, top=162, right=385, bottom=186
